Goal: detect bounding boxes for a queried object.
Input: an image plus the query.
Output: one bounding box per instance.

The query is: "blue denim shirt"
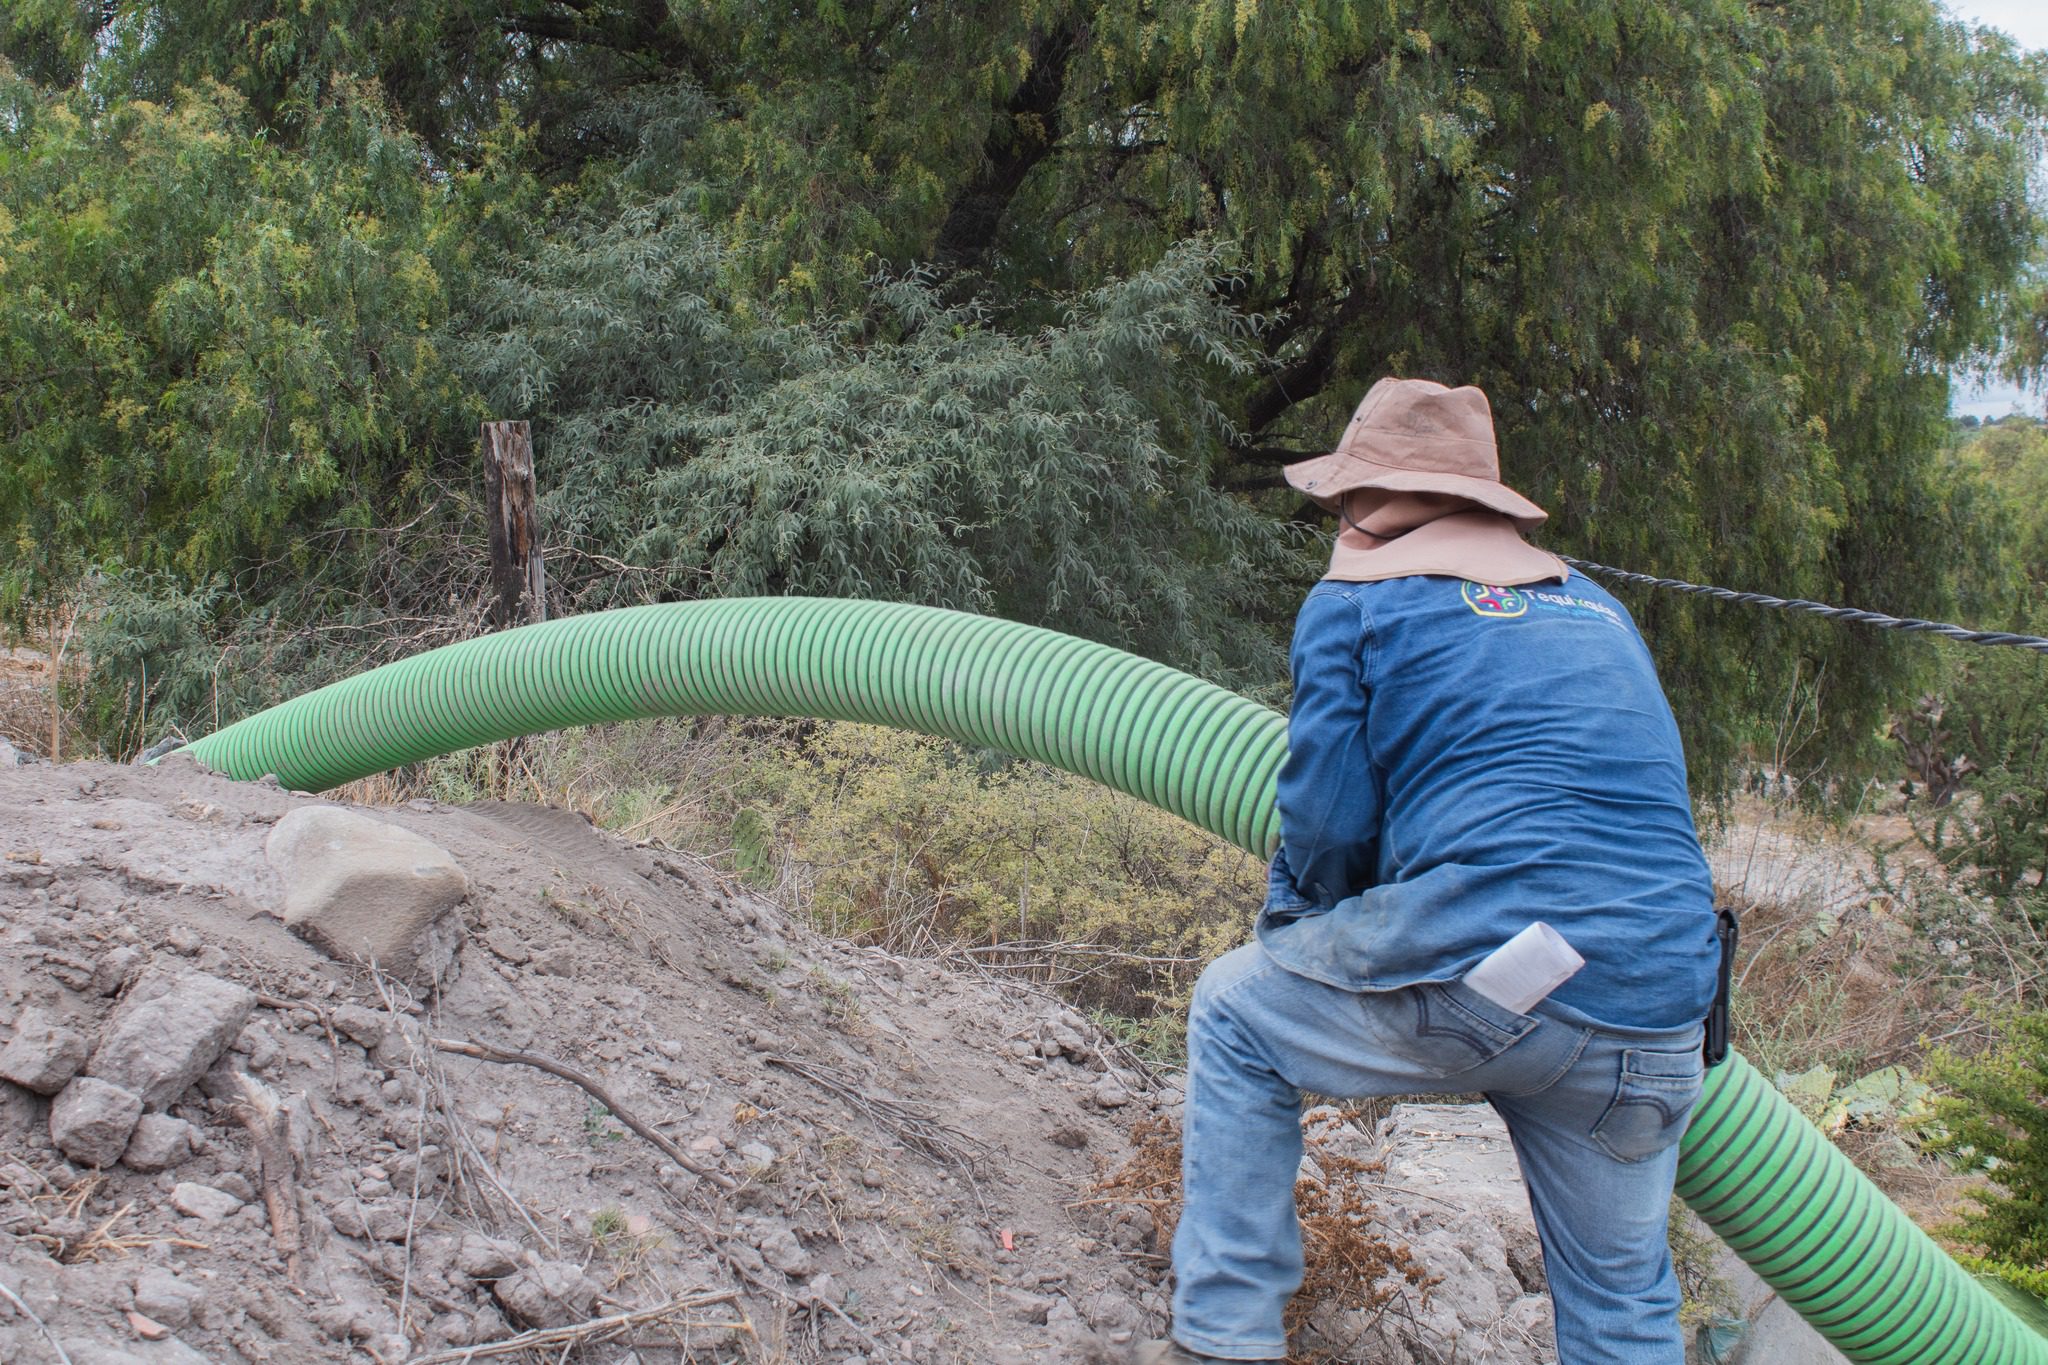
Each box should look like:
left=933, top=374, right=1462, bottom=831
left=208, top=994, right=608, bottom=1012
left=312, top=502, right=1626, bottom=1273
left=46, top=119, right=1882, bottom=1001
left=1259, top=573, right=1718, bottom=1030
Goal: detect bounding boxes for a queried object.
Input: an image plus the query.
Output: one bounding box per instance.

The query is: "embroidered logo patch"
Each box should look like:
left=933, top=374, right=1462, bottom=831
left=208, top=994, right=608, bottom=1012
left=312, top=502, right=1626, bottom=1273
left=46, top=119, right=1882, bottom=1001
left=1461, top=582, right=1529, bottom=618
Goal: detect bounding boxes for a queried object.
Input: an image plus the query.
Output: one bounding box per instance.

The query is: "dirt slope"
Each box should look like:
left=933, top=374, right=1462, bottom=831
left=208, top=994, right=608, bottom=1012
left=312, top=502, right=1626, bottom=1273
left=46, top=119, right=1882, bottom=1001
left=0, top=758, right=1174, bottom=1363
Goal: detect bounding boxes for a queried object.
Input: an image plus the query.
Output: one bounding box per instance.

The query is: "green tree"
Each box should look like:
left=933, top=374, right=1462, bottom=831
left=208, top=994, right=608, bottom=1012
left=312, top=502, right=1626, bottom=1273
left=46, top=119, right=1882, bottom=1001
left=1912, top=419, right=2048, bottom=895
left=6, top=2, right=2046, bottom=787
left=464, top=205, right=1294, bottom=678
left=0, top=75, right=473, bottom=618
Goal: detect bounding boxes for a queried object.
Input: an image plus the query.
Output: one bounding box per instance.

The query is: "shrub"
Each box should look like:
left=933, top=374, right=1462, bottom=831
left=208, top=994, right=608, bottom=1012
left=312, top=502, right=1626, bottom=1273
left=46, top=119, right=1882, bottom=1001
left=1925, top=1004, right=2048, bottom=1300
left=750, top=722, right=1265, bottom=1025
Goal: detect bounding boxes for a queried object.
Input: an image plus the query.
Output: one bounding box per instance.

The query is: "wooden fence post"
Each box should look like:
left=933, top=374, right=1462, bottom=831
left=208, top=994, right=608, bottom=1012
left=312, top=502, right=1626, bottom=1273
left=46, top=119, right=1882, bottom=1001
left=481, top=420, right=545, bottom=631
left=482, top=421, right=543, bottom=794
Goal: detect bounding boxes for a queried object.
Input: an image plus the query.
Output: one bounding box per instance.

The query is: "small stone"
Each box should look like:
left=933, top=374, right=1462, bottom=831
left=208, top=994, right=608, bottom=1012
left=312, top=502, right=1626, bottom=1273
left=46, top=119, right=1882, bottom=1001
left=132, top=1268, right=205, bottom=1329
left=1092, top=1077, right=1132, bottom=1109
left=90, top=946, right=146, bottom=997
left=653, top=1039, right=685, bottom=1061
left=493, top=1260, right=601, bottom=1328
left=163, top=926, right=202, bottom=955
left=127, top=1310, right=171, bottom=1340
left=753, top=1219, right=815, bottom=1278
left=482, top=925, right=530, bottom=964
left=860, top=1167, right=884, bottom=1189
left=0, top=1008, right=91, bottom=1094
left=170, top=1181, right=244, bottom=1221
left=120, top=1113, right=199, bottom=1172
left=212, top=1170, right=256, bottom=1202
left=737, top=1140, right=778, bottom=1168
left=50, top=1077, right=144, bottom=1166
left=456, top=1232, right=522, bottom=1279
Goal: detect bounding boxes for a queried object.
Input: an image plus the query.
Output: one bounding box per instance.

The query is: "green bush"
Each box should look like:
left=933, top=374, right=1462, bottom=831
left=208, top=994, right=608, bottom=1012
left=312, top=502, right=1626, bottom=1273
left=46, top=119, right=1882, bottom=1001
left=521, top=717, right=1265, bottom=1046
left=1925, top=1004, right=2048, bottom=1300
left=754, top=722, right=1265, bottom=1027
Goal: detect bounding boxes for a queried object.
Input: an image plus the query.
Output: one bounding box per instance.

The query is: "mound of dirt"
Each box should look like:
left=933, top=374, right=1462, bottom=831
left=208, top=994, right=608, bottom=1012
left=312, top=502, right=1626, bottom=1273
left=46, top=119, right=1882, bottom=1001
left=0, top=758, right=1183, bottom=1362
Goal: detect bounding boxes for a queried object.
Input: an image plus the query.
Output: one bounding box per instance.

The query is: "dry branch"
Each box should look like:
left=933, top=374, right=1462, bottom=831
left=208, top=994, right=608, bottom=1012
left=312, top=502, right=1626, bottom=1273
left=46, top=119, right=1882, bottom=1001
left=0, top=1276, right=72, bottom=1364
left=232, top=1074, right=303, bottom=1285
left=404, top=1290, right=745, bottom=1363
left=431, top=1037, right=736, bottom=1190
left=761, top=1054, right=981, bottom=1177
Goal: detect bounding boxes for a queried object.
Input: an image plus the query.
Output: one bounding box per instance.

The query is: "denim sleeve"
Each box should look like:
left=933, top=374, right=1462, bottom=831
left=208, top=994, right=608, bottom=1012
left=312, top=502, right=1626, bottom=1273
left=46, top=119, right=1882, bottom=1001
left=1269, top=588, right=1379, bottom=911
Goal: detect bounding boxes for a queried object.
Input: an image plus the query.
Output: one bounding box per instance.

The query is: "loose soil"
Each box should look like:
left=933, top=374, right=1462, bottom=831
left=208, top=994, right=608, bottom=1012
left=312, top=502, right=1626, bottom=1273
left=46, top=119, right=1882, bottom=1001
left=0, top=758, right=1185, bottom=1363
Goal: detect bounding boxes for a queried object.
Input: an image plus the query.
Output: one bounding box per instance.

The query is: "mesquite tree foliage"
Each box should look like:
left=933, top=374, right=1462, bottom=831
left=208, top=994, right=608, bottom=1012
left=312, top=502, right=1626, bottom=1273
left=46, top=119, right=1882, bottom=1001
left=3, top=1, right=2046, bottom=781
left=465, top=211, right=1291, bottom=678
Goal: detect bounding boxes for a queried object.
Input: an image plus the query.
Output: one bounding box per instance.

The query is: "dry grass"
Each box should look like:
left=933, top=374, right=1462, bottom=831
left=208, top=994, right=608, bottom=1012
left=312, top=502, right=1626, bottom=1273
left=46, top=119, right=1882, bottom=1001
left=1089, top=1112, right=1431, bottom=1364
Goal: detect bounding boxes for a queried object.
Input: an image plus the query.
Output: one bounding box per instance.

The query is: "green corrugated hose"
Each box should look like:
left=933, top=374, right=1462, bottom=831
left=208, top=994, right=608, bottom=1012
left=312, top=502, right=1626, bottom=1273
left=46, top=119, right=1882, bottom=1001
left=169, top=597, right=2047, bottom=1364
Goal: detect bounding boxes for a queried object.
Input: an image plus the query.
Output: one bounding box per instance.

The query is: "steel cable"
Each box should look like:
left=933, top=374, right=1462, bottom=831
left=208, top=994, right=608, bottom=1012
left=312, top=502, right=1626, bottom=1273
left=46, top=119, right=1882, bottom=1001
left=1563, top=557, right=2048, bottom=653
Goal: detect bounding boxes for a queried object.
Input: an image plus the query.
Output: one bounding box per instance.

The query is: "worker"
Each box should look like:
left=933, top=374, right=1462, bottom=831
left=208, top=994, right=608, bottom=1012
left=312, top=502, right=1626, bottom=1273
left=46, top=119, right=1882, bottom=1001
left=1140, top=378, right=1722, bottom=1364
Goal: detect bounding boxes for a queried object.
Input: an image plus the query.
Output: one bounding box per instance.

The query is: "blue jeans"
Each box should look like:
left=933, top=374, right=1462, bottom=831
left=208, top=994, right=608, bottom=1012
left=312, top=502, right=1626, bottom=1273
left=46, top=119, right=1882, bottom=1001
left=1172, top=943, right=1705, bottom=1363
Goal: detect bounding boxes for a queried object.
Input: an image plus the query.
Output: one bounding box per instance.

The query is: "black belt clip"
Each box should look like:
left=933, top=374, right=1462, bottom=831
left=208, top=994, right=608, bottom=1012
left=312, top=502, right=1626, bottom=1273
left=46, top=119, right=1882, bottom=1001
left=1704, top=906, right=1739, bottom=1068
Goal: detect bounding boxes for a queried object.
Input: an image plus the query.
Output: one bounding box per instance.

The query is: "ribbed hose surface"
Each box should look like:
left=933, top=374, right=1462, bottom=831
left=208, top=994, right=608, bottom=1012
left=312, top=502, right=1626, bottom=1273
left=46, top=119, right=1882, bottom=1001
left=172, top=597, right=2046, bottom=1363
left=1679, top=1052, right=2042, bottom=1363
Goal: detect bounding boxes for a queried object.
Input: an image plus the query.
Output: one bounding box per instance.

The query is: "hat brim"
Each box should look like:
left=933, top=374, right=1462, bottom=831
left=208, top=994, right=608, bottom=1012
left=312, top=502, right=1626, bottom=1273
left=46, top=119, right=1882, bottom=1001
left=1283, top=453, right=1548, bottom=530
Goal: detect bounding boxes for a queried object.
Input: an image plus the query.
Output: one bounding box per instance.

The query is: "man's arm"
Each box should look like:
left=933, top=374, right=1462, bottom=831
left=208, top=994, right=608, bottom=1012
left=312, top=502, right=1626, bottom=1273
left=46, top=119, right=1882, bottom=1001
left=1270, top=588, right=1380, bottom=910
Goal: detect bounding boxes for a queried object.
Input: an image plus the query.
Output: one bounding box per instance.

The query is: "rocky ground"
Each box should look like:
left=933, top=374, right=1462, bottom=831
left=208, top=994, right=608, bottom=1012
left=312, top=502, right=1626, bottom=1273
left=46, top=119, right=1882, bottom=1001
left=0, top=752, right=1575, bottom=1364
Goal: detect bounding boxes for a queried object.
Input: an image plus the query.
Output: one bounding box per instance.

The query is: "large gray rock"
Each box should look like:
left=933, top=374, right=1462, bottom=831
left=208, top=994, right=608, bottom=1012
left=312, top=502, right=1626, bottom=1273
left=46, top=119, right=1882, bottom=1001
left=0, top=1007, right=91, bottom=1094
left=88, top=970, right=255, bottom=1110
left=50, top=1077, right=144, bottom=1167
left=265, top=806, right=469, bottom=982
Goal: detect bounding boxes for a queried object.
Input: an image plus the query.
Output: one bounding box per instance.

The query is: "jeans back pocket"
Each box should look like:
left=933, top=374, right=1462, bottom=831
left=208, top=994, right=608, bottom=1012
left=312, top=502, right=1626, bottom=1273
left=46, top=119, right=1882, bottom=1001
left=1369, top=982, right=1539, bottom=1080
left=1591, top=1046, right=1705, bottom=1163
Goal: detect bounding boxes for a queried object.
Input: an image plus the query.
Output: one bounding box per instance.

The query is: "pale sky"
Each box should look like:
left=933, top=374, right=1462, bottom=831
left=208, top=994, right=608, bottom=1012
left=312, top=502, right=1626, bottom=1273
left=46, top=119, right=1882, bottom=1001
left=1947, top=0, right=2048, bottom=51
left=1946, top=0, right=2047, bottom=418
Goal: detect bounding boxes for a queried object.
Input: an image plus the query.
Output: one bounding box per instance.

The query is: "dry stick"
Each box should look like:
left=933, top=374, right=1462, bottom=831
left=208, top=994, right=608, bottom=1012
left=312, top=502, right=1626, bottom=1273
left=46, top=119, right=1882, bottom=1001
left=396, top=1082, right=431, bottom=1336
left=431, top=1038, right=737, bottom=1191
left=0, top=1276, right=72, bottom=1365
left=232, top=1075, right=304, bottom=1287
left=361, top=971, right=557, bottom=1253
left=403, top=1291, right=746, bottom=1365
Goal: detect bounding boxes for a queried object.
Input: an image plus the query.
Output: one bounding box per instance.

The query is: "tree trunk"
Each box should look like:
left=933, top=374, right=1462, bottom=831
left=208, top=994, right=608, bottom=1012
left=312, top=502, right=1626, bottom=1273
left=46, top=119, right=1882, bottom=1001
left=482, top=421, right=544, bottom=795
left=482, top=420, right=546, bottom=631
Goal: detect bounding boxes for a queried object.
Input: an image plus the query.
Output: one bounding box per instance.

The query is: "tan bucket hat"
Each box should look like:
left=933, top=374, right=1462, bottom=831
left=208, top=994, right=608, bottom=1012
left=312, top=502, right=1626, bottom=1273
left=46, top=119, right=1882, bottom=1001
left=1283, top=378, right=1548, bottom=530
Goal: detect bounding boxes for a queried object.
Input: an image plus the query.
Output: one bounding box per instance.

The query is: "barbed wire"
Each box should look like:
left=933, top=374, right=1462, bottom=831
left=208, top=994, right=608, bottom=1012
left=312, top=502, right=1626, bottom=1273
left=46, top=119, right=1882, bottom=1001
left=1561, top=557, right=2048, bottom=654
